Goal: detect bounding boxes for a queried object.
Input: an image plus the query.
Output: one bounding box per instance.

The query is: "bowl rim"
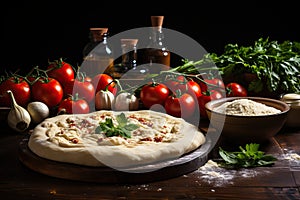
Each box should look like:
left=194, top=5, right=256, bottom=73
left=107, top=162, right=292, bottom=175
left=205, top=96, right=290, bottom=118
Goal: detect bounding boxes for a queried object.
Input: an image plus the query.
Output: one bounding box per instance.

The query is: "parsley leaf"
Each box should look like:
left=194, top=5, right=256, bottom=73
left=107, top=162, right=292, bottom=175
left=217, top=143, right=277, bottom=169
left=95, top=112, right=139, bottom=138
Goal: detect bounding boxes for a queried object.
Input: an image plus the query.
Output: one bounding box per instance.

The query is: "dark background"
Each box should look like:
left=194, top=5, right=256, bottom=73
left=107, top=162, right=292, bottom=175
left=0, top=0, right=298, bottom=75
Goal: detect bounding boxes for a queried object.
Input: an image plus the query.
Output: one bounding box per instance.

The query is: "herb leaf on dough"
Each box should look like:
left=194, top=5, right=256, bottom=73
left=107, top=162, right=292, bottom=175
left=95, top=112, right=139, bottom=138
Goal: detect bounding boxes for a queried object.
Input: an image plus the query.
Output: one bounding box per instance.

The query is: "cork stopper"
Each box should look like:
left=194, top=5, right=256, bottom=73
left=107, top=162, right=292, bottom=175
left=90, top=28, right=108, bottom=42
left=151, top=16, right=164, bottom=29
left=120, top=39, right=138, bottom=46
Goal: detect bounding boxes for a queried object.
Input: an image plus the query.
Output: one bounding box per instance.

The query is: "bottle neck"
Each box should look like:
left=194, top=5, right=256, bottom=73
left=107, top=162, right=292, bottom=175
left=148, top=27, right=165, bottom=48
left=102, top=33, right=108, bottom=44
left=121, top=44, right=137, bottom=67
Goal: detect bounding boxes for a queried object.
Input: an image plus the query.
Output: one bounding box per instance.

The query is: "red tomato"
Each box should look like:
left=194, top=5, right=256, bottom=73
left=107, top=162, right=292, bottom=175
left=164, top=79, right=179, bottom=92
left=199, top=78, right=225, bottom=93
left=198, top=90, right=223, bottom=119
left=31, top=77, right=63, bottom=108
left=175, top=75, right=186, bottom=82
left=0, top=77, right=31, bottom=107
left=226, top=82, right=248, bottom=97
left=47, top=58, right=75, bottom=87
left=175, top=80, right=202, bottom=98
left=164, top=93, right=196, bottom=119
left=64, top=79, right=95, bottom=103
left=92, top=74, right=117, bottom=95
left=140, top=82, right=170, bottom=108
left=58, top=95, right=90, bottom=114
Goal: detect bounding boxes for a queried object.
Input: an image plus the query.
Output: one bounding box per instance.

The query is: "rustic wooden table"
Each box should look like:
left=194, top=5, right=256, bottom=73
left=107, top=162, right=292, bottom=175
left=1, top=120, right=300, bottom=200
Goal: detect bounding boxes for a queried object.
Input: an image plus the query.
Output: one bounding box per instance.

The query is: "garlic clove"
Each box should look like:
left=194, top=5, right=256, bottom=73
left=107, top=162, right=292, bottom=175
left=27, top=101, right=50, bottom=124
left=7, top=90, right=31, bottom=132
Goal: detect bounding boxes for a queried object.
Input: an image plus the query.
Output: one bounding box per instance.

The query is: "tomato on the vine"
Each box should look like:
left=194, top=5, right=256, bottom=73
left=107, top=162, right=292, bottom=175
left=64, top=78, right=95, bottom=103
left=92, top=74, right=117, bottom=95
left=140, top=82, right=170, bottom=109
left=199, top=77, right=225, bottom=94
left=164, top=79, right=179, bottom=92
left=164, top=92, right=196, bottom=119
left=175, top=80, right=202, bottom=98
left=164, top=76, right=202, bottom=99
left=0, top=76, right=31, bottom=107
left=58, top=94, right=90, bottom=114
left=198, top=90, right=223, bottom=119
left=47, top=58, right=75, bottom=87
left=31, top=77, right=63, bottom=108
left=225, top=82, right=248, bottom=97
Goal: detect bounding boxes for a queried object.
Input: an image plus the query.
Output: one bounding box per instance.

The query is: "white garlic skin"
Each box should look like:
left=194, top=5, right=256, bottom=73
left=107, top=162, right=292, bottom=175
left=27, top=101, right=50, bottom=124
left=7, top=90, right=31, bottom=132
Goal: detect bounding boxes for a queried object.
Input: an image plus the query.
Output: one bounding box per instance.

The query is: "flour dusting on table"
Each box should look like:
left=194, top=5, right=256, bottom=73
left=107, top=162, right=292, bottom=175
left=195, top=159, right=270, bottom=187
left=279, top=149, right=300, bottom=168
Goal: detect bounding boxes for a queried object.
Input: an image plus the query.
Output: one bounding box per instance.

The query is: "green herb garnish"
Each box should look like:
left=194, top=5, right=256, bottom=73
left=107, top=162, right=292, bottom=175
left=95, top=113, right=139, bottom=138
left=217, top=143, right=277, bottom=169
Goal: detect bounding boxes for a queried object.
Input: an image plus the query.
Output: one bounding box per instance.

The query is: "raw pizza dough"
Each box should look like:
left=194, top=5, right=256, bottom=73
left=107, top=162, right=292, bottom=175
left=28, top=110, right=206, bottom=170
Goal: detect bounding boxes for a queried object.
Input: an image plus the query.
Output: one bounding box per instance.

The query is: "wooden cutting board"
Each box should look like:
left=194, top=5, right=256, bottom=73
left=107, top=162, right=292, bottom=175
left=18, top=136, right=210, bottom=184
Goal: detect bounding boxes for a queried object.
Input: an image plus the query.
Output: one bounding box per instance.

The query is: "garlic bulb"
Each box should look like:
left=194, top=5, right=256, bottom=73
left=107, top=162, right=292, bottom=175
left=27, top=101, right=50, bottom=124
left=7, top=90, right=31, bottom=132
left=113, top=92, right=139, bottom=111
left=95, top=90, right=115, bottom=110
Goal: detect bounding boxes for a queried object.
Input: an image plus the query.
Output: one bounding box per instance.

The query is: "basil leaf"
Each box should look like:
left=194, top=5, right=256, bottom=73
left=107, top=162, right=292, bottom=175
left=95, top=112, right=138, bottom=138
left=218, top=143, right=277, bottom=169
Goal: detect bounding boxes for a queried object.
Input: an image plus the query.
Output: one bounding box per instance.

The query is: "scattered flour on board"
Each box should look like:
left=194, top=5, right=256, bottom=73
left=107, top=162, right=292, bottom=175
left=195, top=151, right=300, bottom=187
left=278, top=149, right=300, bottom=167
left=195, top=160, right=270, bottom=187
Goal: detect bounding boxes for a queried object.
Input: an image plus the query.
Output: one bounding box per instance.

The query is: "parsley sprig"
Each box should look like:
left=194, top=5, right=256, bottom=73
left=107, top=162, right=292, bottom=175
left=95, top=113, right=139, bottom=138
left=217, top=143, right=277, bottom=169
left=210, top=37, right=300, bottom=94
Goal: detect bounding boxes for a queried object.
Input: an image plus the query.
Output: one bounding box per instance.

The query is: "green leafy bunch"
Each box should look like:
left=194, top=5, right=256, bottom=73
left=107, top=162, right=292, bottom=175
left=218, top=143, right=277, bottom=169
left=210, top=37, right=300, bottom=94
left=95, top=113, right=139, bottom=138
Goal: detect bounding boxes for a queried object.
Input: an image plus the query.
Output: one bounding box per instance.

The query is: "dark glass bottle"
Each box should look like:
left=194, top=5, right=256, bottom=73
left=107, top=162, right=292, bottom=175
left=142, top=16, right=171, bottom=74
left=81, top=28, right=114, bottom=77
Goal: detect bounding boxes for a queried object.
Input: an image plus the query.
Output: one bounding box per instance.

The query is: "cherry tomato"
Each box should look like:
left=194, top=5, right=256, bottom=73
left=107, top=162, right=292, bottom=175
left=164, top=92, right=196, bottom=119
left=31, top=77, right=63, bottom=108
left=58, top=95, right=90, bottom=114
left=47, top=58, right=75, bottom=87
left=175, top=75, right=186, bottom=82
left=92, top=74, right=117, bottom=95
left=199, top=77, right=225, bottom=93
left=198, top=90, right=223, bottom=119
left=226, top=82, right=248, bottom=97
left=164, top=79, right=179, bottom=92
left=175, top=80, right=202, bottom=98
left=0, top=76, right=31, bottom=107
left=164, top=76, right=202, bottom=99
left=64, top=79, right=95, bottom=103
left=140, top=82, right=170, bottom=109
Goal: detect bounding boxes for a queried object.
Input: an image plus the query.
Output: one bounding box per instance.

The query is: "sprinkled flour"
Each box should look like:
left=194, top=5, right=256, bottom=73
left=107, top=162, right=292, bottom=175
left=213, top=99, right=281, bottom=116
left=279, top=149, right=300, bottom=168
left=195, top=151, right=300, bottom=186
left=195, top=159, right=270, bottom=187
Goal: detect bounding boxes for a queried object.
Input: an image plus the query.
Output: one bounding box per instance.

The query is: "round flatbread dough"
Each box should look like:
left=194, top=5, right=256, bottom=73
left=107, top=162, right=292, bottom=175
left=28, top=110, right=206, bottom=171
